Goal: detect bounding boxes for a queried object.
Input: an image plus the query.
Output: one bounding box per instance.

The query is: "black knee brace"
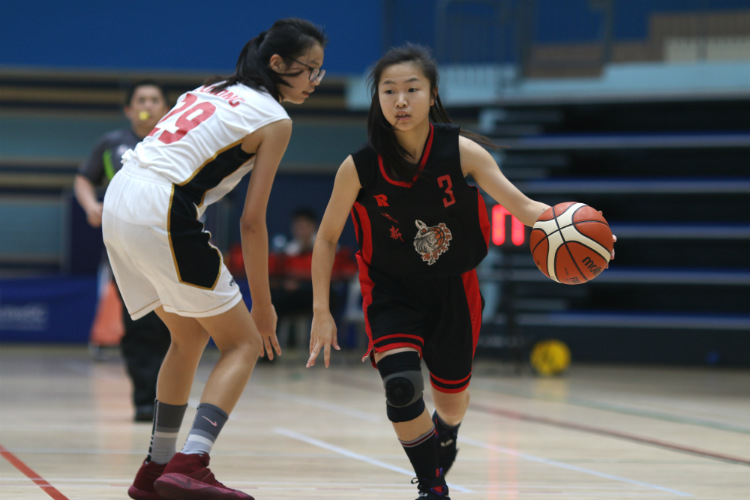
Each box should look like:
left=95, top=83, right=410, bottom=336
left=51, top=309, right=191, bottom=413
left=377, top=351, right=425, bottom=423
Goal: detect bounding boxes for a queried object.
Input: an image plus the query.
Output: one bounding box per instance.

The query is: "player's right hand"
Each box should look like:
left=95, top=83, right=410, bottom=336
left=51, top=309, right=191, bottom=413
left=251, top=303, right=280, bottom=360
left=86, top=203, right=104, bottom=227
left=307, top=311, right=340, bottom=368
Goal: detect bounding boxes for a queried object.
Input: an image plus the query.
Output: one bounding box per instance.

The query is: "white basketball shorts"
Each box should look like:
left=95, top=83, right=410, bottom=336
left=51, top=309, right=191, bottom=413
left=102, top=163, right=242, bottom=320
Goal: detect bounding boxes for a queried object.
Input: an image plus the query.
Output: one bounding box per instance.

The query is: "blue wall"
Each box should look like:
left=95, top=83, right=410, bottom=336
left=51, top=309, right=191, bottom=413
left=534, top=0, right=750, bottom=43
left=4, top=0, right=748, bottom=73
left=0, top=0, right=382, bottom=75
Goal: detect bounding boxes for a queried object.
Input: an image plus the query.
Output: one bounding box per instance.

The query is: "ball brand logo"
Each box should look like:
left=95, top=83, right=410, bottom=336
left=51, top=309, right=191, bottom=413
left=581, top=256, right=603, bottom=275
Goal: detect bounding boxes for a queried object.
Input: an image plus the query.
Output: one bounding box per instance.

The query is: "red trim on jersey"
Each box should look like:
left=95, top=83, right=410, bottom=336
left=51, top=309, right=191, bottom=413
left=374, top=333, right=425, bottom=345
left=377, top=123, right=435, bottom=187
left=356, top=253, right=376, bottom=353
left=375, top=342, right=424, bottom=355
left=461, top=269, right=483, bottom=355
left=430, top=380, right=471, bottom=393
left=350, top=207, right=361, bottom=245
left=430, top=371, right=472, bottom=385
left=477, top=193, right=490, bottom=248
left=352, top=202, right=373, bottom=265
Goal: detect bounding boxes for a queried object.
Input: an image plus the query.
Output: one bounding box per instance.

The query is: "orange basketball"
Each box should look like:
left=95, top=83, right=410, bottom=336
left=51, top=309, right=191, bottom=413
left=530, top=202, right=613, bottom=285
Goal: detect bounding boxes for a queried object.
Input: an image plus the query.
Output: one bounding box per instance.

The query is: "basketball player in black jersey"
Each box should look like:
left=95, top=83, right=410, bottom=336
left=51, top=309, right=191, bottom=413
left=307, top=45, right=613, bottom=499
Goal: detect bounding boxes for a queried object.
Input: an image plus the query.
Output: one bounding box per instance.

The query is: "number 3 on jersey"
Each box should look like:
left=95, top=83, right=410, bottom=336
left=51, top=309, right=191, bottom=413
left=148, top=93, right=216, bottom=144
left=437, top=175, right=456, bottom=207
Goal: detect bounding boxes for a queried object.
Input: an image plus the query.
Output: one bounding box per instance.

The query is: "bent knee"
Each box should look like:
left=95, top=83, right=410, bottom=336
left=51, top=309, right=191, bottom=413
left=238, top=334, right=263, bottom=360
left=377, top=351, right=425, bottom=422
left=215, top=331, right=262, bottom=360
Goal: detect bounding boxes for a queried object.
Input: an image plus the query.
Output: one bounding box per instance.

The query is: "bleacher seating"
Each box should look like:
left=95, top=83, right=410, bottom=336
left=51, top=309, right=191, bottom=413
left=477, top=95, right=750, bottom=365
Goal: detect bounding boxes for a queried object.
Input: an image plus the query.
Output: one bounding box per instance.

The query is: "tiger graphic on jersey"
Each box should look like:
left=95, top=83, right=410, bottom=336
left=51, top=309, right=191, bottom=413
left=413, top=219, right=452, bottom=265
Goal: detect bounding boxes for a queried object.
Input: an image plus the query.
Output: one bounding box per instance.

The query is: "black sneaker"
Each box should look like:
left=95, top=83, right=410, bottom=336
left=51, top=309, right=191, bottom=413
left=433, top=411, right=459, bottom=474
left=412, top=470, right=450, bottom=499
left=134, top=405, right=154, bottom=423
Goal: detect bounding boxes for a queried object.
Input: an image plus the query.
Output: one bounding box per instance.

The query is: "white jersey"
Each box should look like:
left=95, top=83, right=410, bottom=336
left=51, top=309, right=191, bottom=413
left=123, top=82, right=289, bottom=217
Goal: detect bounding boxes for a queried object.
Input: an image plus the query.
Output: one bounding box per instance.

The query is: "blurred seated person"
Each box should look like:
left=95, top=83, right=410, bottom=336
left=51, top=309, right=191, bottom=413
left=270, top=207, right=318, bottom=334
left=226, top=207, right=356, bottom=350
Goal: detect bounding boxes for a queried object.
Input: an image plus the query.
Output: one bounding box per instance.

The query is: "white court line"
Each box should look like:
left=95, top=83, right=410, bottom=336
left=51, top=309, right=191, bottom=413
left=274, top=427, right=473, bottom=493
left=62, top=360, right=123, bottom=382
left=461, top=437, right=692, bottom=497
left=0, top=476, right=655, bottom=491
left=265, top=388, right=693, bottom=497
left=254, top=387, right=381, bottom=422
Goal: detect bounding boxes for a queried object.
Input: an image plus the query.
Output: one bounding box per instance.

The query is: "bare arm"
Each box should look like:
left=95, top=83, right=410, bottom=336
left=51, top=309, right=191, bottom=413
left=307, top=156, right=362, bottom=368
left=462, top=137, right=616, bottom=258
left=73, top=174, right=103, bottom=227
left=459, top=136, right=548, bottom=226
left=240, top=119, right=292, bottom=360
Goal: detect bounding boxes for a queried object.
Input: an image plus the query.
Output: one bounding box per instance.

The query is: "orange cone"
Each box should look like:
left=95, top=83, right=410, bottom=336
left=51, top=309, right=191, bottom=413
left=89, top=279, right=124, bottom=347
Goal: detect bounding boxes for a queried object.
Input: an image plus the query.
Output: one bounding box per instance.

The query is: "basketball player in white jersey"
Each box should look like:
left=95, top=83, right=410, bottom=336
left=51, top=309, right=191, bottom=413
left=102, top=18, right=327, bottom=500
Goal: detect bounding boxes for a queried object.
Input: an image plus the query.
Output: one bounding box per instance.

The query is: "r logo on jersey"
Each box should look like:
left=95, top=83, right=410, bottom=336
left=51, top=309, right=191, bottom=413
left=374, top=194, right=389, bottom=207
left=413, top=220, right=452, bottom=265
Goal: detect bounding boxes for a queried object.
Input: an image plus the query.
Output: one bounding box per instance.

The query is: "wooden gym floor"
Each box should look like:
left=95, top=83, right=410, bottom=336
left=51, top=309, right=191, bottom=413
left=0, top=345, right=748, bottom=500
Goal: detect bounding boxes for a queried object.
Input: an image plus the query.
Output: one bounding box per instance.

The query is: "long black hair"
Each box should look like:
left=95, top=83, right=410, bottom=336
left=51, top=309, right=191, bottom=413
left=367, top=44, right=497, bottom=181
left=205, top=18, right=327, bottom=101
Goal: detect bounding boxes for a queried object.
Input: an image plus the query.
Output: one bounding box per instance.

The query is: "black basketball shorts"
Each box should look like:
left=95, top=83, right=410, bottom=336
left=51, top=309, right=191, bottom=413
left=358, top=262, right=483, bottom=393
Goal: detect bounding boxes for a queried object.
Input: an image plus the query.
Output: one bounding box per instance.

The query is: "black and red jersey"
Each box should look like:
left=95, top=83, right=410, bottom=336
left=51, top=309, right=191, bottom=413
left=350, top=123, right=490, bottom=276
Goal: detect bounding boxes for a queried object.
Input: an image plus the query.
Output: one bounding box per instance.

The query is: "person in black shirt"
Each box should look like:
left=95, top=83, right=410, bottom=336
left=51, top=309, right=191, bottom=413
left=307, top=44, right=613, bottom=500
left=74, top=80, right=171, bottom=423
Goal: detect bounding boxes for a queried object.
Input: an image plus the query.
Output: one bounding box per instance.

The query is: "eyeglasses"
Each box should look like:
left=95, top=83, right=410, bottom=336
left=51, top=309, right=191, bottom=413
left=291, top=58, right=325, bottom=84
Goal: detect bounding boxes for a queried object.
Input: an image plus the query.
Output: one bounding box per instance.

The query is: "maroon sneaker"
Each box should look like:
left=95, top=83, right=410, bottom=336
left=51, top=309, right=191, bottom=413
left=128, top=460, right=166, bottom=500
left=153, top=452, right=253, bottom=500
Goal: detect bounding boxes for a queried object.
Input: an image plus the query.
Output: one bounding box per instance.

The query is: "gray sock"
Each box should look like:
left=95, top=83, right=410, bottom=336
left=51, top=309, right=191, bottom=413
left=181, top=403, right=228, bottom=456
left=147, top=400, right=187, bottom=464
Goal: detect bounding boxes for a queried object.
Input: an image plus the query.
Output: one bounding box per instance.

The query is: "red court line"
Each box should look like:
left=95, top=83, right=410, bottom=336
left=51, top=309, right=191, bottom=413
left=471, top=402, right=750, bottom=467
left=0, top=443, right=70, bottom=500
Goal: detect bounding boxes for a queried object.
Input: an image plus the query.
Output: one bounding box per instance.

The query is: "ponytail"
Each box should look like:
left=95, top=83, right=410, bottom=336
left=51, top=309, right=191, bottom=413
left=205, top=18, right=326, bottom=101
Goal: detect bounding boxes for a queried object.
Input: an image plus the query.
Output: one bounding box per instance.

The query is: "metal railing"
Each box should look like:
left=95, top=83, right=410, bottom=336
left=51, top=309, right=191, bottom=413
left=384, top=0, right=750, bottom=82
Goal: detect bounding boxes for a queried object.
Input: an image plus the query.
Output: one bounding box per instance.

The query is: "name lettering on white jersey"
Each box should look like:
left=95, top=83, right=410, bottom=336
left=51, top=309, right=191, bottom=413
left=122, top=82, right=289, bottom=213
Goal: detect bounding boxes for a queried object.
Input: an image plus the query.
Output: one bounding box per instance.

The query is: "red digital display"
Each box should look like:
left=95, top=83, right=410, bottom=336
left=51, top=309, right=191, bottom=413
left=492, top=205, right=526, bottom=246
